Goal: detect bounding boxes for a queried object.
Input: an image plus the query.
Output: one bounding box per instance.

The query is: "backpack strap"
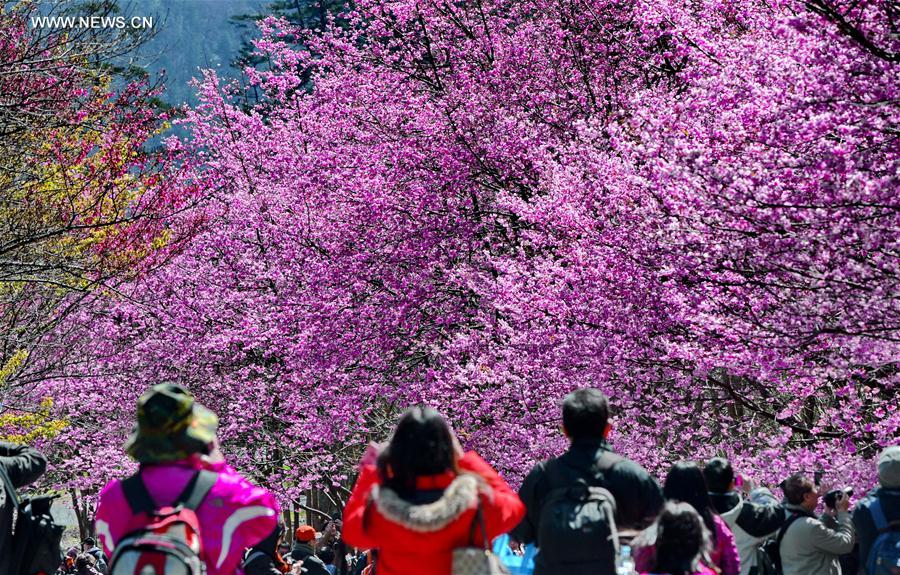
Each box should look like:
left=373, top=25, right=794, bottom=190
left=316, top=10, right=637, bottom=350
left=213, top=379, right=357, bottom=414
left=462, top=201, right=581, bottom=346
left=121, top=473, right=156, bottom=514
left=870, top=499, right=888, bottom=531
left=777, top=512, right=803, bottom=546
left=178, top=470, right=217, bottom=510
left=467, top=499, right=490, bottom=550
left=869, top=498, right=900, bottom=534
left=122, top=470, right=216, bottom=514
left=775, top=512, right=804, bottom=572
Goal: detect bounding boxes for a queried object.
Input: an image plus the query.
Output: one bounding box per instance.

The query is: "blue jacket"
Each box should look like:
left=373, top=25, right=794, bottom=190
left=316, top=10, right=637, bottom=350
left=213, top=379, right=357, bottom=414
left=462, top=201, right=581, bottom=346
left=852, top=486, right=900, bottom=573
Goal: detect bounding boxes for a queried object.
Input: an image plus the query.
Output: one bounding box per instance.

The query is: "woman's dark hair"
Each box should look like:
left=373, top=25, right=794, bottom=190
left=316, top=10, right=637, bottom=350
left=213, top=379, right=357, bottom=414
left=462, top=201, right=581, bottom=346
left=377, top=405, right=458, bottom=499
left=663, top=461, right=718, bottom=543
left=653, top=502, right=709, bottom=575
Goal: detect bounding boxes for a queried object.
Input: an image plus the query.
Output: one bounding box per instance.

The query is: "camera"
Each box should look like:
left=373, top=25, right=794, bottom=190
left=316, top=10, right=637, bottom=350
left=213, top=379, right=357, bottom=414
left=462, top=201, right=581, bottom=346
left=823, top=487, right=853, bottom=509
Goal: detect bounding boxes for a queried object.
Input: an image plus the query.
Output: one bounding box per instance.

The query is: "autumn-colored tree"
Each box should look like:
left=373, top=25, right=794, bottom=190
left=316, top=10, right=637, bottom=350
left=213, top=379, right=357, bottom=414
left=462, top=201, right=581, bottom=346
left=0, top=1, right=201, bottom=405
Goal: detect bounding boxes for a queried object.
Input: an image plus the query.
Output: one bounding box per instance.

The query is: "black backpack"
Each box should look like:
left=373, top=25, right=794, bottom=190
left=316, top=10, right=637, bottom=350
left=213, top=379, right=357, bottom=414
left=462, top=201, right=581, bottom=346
left=0, top=464, right=64, bottom=575
left=535, top=453, right=620, bottom=574
left=758, top=512, right=803, bottom=575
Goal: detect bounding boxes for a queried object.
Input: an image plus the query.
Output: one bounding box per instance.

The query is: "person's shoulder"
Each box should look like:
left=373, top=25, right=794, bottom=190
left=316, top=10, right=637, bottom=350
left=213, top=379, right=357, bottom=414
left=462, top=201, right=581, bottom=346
left=745, top=499, right=777, bottom=513
left=244, top=551, right=271, bottom=566
left=855, top=487, right=900, bottom=517
left=523, top=456, right=552, bottom=478
left=98, top=476, right=123, bottom=495
left=607, top=454, right=652, bottom=479
left=742, top=496, right=783, bottom=518
left=458, top=450, right=502, bottom=474
left=775, top=507, right=807, bottom=533
left=96, top=477, right=126, bottom=509
left=860, top=486, right=900, bottom=504
left=854, top=491, right=877, bottom=513
left=203, top=471, right=279, bottom=535
left=210, top=465, right=277, bottom=503
left=796, top=514, right=827, bottom=531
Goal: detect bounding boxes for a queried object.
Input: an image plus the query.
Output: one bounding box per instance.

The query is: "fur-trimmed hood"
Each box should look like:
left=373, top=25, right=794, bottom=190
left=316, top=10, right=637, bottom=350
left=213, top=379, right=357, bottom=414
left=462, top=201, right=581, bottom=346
left=342, top=451, right=526, bottom=575
left=371, top=473, right=487, bottom=532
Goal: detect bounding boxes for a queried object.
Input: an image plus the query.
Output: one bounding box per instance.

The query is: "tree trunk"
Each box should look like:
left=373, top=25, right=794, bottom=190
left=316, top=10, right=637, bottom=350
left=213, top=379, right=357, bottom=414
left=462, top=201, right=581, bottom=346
left=70, top=488, right=92, bottom=542
left=305, top=488, right=337, bottom=529
left=282, top=506, right=294, bottom=545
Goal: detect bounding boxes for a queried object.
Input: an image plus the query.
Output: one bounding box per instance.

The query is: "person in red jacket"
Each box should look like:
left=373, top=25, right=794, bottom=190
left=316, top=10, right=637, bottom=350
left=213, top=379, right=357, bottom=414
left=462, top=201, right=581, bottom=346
left=342, top=406, right=525, bottom=575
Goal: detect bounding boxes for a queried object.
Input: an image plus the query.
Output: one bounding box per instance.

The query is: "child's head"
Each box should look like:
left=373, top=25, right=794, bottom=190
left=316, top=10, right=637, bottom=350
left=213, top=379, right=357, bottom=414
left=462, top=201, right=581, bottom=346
left=652, top=501, right=710, bottom=575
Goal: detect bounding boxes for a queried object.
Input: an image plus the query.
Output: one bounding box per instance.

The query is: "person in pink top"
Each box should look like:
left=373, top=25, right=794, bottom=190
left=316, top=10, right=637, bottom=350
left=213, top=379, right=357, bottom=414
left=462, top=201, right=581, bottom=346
left=635, top=461, right=740, bottom=575
left=95, top=383, right=279, bottom=575
left=637, top=502, right=719, bottom=575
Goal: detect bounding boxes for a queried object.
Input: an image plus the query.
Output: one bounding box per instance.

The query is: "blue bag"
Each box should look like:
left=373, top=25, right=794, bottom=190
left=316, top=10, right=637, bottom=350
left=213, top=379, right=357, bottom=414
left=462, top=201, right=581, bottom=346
left=492, top=534, right=536, bottom=575
left=866, top=498, right=900, bottom=575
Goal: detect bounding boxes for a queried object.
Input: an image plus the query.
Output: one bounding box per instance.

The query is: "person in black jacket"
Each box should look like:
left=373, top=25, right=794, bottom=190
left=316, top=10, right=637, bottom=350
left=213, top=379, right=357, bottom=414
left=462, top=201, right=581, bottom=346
left=510, top=388, right=664, bottom=574
left=0, top=441, right=48, bottom=574
left=290, top=525, right=330, bottom=575
left=244, top=523, right=291, bottom=575
left=704, top=457, right=785, bottom=575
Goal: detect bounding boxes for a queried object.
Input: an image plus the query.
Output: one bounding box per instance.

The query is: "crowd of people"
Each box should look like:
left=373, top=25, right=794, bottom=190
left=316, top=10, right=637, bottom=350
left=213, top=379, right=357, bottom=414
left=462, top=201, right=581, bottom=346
left=0, top=383, right=897, bottom=575
left=57, top=539, right=108, bottom=575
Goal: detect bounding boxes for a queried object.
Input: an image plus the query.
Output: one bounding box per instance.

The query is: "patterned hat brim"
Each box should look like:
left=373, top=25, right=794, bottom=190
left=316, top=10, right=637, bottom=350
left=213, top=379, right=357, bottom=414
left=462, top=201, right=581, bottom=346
left=125, top=403, right=218, bottom=463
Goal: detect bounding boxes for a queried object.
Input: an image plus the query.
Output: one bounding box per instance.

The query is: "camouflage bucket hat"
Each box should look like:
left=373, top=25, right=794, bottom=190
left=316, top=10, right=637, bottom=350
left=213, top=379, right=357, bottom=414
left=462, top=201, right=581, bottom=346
left=124, top=383, right=218, bottom=464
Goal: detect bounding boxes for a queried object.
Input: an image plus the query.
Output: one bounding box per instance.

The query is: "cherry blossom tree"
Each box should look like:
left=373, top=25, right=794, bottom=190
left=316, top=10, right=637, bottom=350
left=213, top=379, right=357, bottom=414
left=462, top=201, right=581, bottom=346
left=37, top=0, right=897, bottom=513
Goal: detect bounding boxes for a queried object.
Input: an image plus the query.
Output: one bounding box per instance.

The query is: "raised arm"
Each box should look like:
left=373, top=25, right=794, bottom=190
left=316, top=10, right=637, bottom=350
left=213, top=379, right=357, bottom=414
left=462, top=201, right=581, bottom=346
left=0, top=441, right=47, bottom=488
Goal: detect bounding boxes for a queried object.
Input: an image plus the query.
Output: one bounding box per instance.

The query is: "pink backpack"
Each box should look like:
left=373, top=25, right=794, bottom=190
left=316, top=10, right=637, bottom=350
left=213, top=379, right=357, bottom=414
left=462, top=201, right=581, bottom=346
left=108, top=470, right=217, bottom=575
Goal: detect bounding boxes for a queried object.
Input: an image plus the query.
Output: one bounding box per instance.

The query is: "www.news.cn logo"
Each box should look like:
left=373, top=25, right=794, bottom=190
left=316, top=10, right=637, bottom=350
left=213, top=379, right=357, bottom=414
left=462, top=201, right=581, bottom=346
left=30, top=15, right=154, bottom=29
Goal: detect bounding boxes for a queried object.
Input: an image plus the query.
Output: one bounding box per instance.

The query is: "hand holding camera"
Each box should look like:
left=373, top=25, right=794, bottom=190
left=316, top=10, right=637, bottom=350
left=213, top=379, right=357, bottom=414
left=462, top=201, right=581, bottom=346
left=824, top=487, right=853, bottom=513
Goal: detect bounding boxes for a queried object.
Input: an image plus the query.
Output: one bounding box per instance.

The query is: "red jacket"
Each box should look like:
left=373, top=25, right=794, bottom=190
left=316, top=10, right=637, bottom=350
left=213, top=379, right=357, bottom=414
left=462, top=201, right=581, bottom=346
left=343, top=451, right=525, bottom=575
